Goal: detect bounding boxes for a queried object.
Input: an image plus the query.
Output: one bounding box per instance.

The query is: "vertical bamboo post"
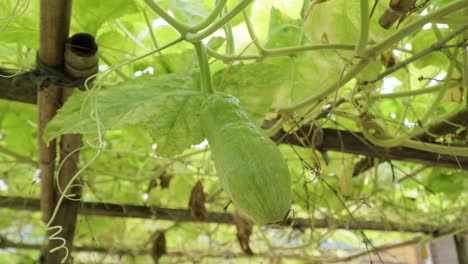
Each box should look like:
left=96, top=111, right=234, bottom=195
left=38, top=2, right=72, bottom=263
left=44, top=33, right=98, bottom=263
left=455, top=232, right=467, bottom=264
left=38, top=0, right=72, bottom=224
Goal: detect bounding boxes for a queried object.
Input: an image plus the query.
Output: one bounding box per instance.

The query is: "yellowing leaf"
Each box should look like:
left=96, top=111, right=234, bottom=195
left=304, top=0, right=393, bottom=45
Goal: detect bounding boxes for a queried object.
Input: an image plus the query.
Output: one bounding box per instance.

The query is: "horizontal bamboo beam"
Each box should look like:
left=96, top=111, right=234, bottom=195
left=0, top=235, right=318, bottom=261
left=0, top=233, right=426, bottom=262
left=0, top=195, right=455, bottom=234
left=0, top=70, right=37, bottom=104
left=272, top=127, right=468, bottom=170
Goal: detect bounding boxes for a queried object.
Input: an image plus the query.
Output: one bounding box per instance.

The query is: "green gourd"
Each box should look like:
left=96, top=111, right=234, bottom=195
left=200, top=92, right=291, bottom=224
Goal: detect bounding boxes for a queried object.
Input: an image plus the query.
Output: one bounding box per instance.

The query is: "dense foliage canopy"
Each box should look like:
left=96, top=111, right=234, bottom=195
left=0, top=0, right=467, bottom=263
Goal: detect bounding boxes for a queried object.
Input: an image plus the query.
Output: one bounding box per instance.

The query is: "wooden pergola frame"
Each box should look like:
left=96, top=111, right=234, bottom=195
left=0, top=1, right=466, bottom=263
left=0, top=233, right=432, bottom=263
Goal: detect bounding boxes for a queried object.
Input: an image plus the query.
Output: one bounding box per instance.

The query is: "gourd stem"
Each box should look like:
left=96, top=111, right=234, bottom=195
left=193, top=42, right=213, bottom=96
left=223, top=5, right=235, bottom=55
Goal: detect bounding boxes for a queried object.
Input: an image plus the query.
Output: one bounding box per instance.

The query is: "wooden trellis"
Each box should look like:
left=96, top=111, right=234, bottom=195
left=0, top=0, right=467, bottom=263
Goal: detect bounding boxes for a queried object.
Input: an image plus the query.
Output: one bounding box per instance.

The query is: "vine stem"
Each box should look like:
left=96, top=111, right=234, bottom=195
left=189, top=0, right=227, bottom=32
left=206, top=44, right=355, bottom=63
left=363, top=125, right=468, bottom=157
left=369, top=25, right=468, bottom=83
left=187, top=0, right=253, bottom=42
left=420, top=62, right=455, bottom=126
left=359, top=63, right=459, bottom=152
left=223, top=6, right=235, bottom=55
left=276, top=0, right=468, bottom=114
left=101, top=37, right=184, bottom=80
left=263, top=118, right=285, bottom=137
left=243, top=9, right=264, bottom=54
left=142, top=8, right=172, bottom=73
left=402, top=140, right=468, bottom=157
left=431, top=25, right=463, bottom=73
left=142, top=9, right=159, bottom=49
left=355, top=0, right=369, bottom=56
left=143, top=0, right=188, bottom=34
left=275, top=59, right=370, bottom=113
left=193, top=42, right=213, bottom=96
left=367, top=81, right=459, bottom=100
left=99, top=54, right=129, bottom=80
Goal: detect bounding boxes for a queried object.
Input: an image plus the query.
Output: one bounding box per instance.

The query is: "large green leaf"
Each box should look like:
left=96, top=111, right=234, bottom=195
left=0, top=1, right=39, bottom=49
left=157, top=0, right=210, bottom=25
left=0, top=102, right=36, bottom=157
left=303, top=0, right=393, bottom=45
left=265, top=7, right=304, bottom=48
left=212, top=62, right=287, bottom=120
left=72, top=0, right=139, bottom=35
left=293, top=50, right=345, bottom=103
left=425, top=169, right=466, bottom=200
left=144, top=92, right=204, bottom=156
left=410, top=29, right=451, bottom=69
left=357, top=58, right=383, bottom=82
left=44, top=74, right=204, bottom=157
left=152, top=49, right=198, bottom=76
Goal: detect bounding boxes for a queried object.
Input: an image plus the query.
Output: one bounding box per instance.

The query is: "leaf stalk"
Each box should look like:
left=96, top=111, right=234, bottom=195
left=355, top=0, right=370, bottom=57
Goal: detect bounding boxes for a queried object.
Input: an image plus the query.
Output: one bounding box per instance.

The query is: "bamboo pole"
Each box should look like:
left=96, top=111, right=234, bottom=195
left=38, top=3, right=72, bottom=263
left=38, top=0, right=72, bottom=224
left=455, top=232, right=467, bottom=264
left=0, top=195, right=458, bottom=234
left=44, top=33, right=98, bottom=264
left=37, top=1, right=72, bottom=263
